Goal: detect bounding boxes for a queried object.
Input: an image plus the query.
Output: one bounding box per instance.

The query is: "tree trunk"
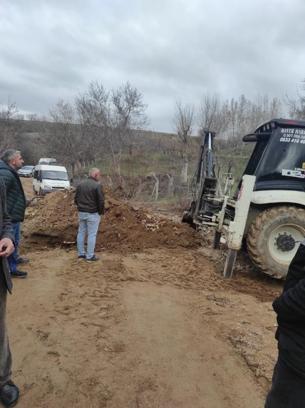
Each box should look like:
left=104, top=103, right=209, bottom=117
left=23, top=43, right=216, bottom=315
left=150, top=173, right=159, bottom=201
left=181, top=159, right=188, bottom=184
left=166, top=174, right=174, bottom=196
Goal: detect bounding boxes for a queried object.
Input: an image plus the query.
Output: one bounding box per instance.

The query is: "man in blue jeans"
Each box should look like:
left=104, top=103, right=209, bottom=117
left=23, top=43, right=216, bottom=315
left=75, top=168, right=105, bottom=261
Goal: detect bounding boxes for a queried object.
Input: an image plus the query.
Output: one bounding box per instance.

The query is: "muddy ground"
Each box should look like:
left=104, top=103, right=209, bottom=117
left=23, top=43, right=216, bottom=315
left=8, top=179, right=283, bottom=407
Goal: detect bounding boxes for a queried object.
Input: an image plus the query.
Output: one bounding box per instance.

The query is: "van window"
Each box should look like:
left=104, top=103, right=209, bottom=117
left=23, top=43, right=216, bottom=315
left=33, top=170, right=38, bottom=179
left=41, top=170, right=68, bottom=181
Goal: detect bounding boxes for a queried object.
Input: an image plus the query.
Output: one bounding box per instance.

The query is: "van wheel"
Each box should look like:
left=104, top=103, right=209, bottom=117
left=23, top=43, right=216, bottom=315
left=247, top=206, right=305, bottom=279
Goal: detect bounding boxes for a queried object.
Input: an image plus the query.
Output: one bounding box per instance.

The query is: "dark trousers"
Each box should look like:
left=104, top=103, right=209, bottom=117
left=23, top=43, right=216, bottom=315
left=0, top=269, right=12, bottom=386
left=265, top=356, right=305, bottom=407
left=8, top=222, right=20, bottom=274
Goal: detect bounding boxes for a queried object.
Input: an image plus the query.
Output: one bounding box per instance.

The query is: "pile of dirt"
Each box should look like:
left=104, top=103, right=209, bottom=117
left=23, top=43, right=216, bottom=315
left=24, top=190, right=203, bottom=252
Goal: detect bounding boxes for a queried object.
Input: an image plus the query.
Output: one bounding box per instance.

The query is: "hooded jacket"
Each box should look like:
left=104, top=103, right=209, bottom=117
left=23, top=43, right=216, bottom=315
left=0, top=160, right=26, bottom=222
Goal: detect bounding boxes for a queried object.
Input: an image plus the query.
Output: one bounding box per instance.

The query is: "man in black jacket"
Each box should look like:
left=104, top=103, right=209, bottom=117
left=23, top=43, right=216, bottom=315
left=265, top=242, right=305, bottom=407
left=74, top=168, right=104, bottom=261
left=0, top=180, right=20, bottom=407
left=0, top=150, right=27, bottom=278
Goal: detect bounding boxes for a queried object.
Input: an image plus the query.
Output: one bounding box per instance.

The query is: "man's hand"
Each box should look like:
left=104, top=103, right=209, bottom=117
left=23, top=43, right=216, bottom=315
left=0, top=238, right=14, bottom=257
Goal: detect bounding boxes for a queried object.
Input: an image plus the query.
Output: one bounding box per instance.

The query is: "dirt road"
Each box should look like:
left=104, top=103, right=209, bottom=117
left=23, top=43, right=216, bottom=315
left=8, top=178, right=281, bottom=407
left=8, top=245, right=281, bottom=407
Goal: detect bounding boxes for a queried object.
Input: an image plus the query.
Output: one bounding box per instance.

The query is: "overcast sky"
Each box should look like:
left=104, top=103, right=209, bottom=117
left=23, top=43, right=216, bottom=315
left=1, top=0, right=305, bottom=132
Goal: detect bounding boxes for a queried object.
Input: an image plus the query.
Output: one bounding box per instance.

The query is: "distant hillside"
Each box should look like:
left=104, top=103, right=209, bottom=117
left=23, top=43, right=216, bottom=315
left=0, top=118, right=254, bottom=190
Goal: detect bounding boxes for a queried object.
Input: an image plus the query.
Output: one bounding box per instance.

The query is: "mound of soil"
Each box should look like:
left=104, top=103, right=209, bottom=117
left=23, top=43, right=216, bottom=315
left=24, top=190, right=202, bottom=252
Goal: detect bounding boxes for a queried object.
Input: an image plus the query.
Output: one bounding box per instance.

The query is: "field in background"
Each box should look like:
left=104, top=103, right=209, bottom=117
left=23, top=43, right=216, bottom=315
left=11, top=118, right=255, bottom=207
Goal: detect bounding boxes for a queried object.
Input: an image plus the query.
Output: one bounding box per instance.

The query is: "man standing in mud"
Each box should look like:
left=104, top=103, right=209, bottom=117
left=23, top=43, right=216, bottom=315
left=265, top=242, right=305, bottom=407
left=0, top=179, right=20, bottom=407
left=75, top=168, right=104, bottom=261
left=0, top=150, right=28, bottom=278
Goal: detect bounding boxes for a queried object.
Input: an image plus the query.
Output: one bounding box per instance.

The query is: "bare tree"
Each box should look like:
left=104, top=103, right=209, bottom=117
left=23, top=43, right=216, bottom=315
left=26, top=113, right=39, bottom=121
left=246, top=95, right=282, bottom=132
left=0, top=100, right=19, bottom=150
left=48, top=99, right=83, bottom=176
left=76, top=82, right=114, bottom=173
left=111, top=82, right=147, bottom=176
left=0, top=100, right=18, bottom=120
left=287, top=81, right=305, bottom=119
left=198, top=94, right=228, bottom=135
left=76, top=82, right=110, bottom=166
left=76, top=81, right=147, bottom=179
left=173, top=101, right=194, bottom=183
left=112, top=82, right=147, bottom=130
left=198, top=94, right=282, bottom=144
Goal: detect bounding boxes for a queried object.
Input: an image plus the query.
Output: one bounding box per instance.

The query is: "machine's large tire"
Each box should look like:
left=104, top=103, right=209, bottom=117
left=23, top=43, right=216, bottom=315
left=247, top=206, right=305, bottom=279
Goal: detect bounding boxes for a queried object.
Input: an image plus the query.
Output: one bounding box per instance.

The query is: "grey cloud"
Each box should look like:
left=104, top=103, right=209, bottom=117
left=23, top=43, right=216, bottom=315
left=1, top=0, right=305, bottom=131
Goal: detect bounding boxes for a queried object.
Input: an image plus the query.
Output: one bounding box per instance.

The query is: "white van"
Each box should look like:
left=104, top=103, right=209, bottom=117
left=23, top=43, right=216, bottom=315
left=38, top=157, right=57, bottom=165
left=33, top=164, right=70, bottom=195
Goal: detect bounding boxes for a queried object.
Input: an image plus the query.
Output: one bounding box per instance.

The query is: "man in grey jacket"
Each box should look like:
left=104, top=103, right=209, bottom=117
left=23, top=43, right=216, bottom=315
left=74, top=168, right=105, bottom=261
left=0, top=180, right=19, bottom=407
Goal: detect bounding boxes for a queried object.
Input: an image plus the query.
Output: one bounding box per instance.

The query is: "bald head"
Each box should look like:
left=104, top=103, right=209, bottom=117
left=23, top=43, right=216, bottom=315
left=89, top=168, right=101, bottom=181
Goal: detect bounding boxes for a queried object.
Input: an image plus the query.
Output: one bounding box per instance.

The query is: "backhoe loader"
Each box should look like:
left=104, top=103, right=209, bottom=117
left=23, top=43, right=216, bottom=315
left=183, top=119, right=305, bottom=279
